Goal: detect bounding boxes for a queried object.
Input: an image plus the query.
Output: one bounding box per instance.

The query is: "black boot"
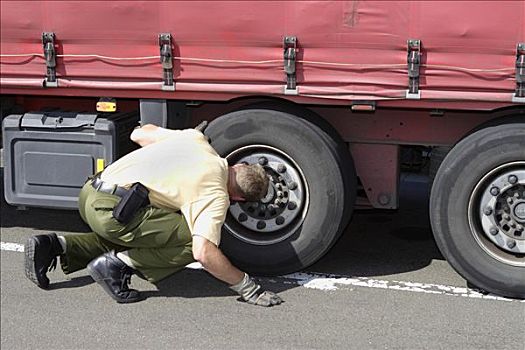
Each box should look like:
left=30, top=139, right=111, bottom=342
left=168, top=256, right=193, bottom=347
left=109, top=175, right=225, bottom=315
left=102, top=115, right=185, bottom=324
left=87, top=252, right=144, bottom=303
left=24, top=233, right=63, bottom=289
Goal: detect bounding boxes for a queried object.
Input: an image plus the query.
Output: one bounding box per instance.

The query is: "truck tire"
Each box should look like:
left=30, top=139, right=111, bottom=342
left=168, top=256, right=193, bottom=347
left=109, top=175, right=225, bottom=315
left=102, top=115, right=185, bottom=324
left=240, top=101, right=356, bottom=233
left=429, top=147, right=450, bottom=183
left=430, top=122, right=525, bottom=298
left=205, top=109, right=356, bottom=275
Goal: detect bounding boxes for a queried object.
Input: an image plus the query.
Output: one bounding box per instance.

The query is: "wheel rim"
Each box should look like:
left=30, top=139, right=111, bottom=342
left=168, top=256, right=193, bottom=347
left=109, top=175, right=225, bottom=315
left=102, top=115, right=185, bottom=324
left=224, top=145, right=309, bottom=245
left=468, top=161, right=525, bottom=267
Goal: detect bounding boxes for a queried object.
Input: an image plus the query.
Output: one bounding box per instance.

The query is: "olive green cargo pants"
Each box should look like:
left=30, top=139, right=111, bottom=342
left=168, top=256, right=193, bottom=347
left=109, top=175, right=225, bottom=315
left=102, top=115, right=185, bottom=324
left=60, top=181, right=195, bottom=282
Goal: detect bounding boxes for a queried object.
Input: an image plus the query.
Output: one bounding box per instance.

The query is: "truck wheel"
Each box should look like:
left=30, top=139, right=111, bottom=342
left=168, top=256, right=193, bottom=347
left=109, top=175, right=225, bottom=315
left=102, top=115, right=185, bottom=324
left=240, top=101, right=356, bottom=234
left=430, top=122, right=525, bottom=298
left=205, top=109, right=356, bottom=275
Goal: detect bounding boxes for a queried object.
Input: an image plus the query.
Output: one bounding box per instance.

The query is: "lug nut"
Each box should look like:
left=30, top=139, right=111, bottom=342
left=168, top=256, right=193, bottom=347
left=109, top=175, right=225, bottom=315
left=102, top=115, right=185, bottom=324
left=288, top=201, right=297, bottom=210
left=288, top=181, right=297, bottom=190
left=277, top=164, right=287, bottom=173
left=490, top=187, right=500, bottom=196
left=274, top=199, right=282, bottom=206
left=507, top=197, right=514, bottom=205
left=275, top=216, right=285, bottom=225
left=276, top=183, right=283, bottom=190
left=510, top=222, right=517, bottom=228
left=483, top=207, right=493, bottom=216
left=507, top=240, right=516, bottom=249
left=258, top=157, right=268, bottom=166
left=508, top=175, right=518, bottom=184
left=268, top=204, right=278, bottom=214
left=489, top=227, right=499, bottom=235
left=277, top=191, right=284, bottom=198
left=238, top=213, right=248, bottom=222
left=257, top=221, right=266, bottom=230
left=517, top=224, right=524, bottom=231
left=503, top=213, right=511, bottom=221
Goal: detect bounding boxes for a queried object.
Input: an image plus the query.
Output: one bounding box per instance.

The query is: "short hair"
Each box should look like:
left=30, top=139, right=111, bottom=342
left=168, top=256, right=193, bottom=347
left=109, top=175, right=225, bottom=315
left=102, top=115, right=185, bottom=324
left=235, top=164, right=269, bottom=201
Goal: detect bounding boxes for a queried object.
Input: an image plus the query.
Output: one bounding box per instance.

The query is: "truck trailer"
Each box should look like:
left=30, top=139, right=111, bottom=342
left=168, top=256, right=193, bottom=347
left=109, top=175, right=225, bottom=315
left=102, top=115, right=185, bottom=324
left=1, top=1, right=524, bottom=298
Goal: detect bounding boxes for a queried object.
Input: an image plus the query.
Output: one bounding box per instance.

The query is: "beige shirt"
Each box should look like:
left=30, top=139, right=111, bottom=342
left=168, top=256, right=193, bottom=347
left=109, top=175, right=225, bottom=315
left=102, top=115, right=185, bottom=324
left=100, top=127, right=229, bottom=246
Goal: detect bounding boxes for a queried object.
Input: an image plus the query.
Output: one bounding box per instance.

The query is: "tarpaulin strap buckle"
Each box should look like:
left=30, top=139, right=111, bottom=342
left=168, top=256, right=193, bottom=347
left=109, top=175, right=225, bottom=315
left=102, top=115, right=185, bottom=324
left=42, top=32, right=58, bottom=88
left=515, top=43, right=525, bottom=99
left=283, top=36, right=298, bottom=95
left=159, top=33, right=175, bottom=91
left=406, top=39, right=421, bottom=99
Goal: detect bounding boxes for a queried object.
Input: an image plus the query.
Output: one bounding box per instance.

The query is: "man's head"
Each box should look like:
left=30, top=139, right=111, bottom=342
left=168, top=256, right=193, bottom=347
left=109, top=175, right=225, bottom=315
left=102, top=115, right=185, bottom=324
left=228, top=164, right=269, bottom=202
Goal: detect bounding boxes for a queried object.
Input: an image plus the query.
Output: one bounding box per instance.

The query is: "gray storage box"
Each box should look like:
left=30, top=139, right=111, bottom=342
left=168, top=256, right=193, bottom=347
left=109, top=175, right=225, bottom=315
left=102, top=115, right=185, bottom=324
left=2, top=111, right=139, bottom=209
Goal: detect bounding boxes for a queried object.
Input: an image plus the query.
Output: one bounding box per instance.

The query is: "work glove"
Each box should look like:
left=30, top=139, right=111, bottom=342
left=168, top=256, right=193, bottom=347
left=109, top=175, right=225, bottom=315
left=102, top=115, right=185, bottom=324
left=230, top=273, right=283, bottom=307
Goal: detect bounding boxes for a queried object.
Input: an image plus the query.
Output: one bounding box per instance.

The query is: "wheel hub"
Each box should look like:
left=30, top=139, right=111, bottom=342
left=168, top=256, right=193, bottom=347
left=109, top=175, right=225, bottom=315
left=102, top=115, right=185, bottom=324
left=225, top=145, right=308, bottom=245
left=477, top=167, right=525, bottom=256
left=513, top=202, right=525, bottom=222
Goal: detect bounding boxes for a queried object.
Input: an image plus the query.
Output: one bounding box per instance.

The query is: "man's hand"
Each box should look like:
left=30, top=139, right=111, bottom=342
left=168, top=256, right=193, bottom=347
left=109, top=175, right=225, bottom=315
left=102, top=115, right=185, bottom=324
left=192, top=237, right=282, bottom=306
left=230, top=273, right=283, bottom=307
left=245, top=290, right=283, bottom=307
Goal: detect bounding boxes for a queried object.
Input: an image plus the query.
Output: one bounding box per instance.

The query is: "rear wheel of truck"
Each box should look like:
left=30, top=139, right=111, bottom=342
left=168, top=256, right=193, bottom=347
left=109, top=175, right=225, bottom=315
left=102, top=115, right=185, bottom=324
left=205, top=108, right=356, bottom=275
left=430, top=121, right=525, bottom=298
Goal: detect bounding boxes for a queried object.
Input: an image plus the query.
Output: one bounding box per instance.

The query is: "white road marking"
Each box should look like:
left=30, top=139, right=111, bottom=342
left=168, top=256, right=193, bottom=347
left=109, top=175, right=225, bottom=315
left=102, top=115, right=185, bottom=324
left=281, top=272, right=525, bottom=303
left=2, top=241, right=523, bottom=302
left=1, top=242, right=25, bottom=252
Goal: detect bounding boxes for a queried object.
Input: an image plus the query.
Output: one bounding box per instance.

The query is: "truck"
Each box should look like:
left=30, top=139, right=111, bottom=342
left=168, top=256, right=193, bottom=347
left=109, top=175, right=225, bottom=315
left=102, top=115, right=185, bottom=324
left=1, top=1, right=524, bottom=298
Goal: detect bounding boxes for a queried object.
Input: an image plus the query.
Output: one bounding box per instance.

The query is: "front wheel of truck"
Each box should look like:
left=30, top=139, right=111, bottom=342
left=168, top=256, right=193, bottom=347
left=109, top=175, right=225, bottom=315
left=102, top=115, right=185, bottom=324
left=205, top=108, right=356, bottom=275
left=430, top=121, right=525, bottom=298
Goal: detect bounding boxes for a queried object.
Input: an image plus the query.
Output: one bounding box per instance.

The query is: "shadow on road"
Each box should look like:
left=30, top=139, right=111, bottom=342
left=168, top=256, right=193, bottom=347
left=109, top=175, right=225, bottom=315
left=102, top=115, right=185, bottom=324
left=1, top=170, right=90, bottom=233
left=146, top=269, right=239, bottom=299
left=1, top=203, right=91, bottom=233
left=48, top=276, right=95, bottom=290
left=145, top=268, right=294, bottom=300
left=46, top=268, right=294, bottom=299
left=308, top=173, right=444, bottom=278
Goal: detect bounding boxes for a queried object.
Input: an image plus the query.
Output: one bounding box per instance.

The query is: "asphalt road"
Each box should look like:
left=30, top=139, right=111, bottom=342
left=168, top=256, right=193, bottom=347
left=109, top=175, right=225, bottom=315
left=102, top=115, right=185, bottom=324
left=1, top=173, right=524, bottom=350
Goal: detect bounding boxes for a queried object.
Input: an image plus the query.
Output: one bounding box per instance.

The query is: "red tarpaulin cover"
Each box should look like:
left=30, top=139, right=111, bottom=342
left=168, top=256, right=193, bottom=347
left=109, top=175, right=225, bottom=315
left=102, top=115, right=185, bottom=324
left=1, top=1, right=523, bottom=105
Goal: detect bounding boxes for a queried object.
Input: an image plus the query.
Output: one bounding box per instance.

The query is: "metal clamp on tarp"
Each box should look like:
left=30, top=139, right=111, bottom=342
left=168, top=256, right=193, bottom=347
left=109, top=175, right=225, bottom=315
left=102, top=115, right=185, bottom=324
left=159, top=33, right=175, bottom=91
left=513, top=43, right=525, bottom=103
left=406, top=39, right=421, bottom=99
left=42, top=32, right=58, bottom=87
left=283, top=36, right=298, bottom=95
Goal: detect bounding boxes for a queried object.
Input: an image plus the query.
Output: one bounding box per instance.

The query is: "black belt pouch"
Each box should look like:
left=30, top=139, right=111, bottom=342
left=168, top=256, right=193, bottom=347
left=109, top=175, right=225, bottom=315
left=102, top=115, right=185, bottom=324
left=112, top=183, right=150, bottom=224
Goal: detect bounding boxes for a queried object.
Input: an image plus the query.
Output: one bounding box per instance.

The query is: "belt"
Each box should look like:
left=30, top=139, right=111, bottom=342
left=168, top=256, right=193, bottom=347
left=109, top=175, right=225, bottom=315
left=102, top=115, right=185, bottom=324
left=91, top=176, right=129, bottom=198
